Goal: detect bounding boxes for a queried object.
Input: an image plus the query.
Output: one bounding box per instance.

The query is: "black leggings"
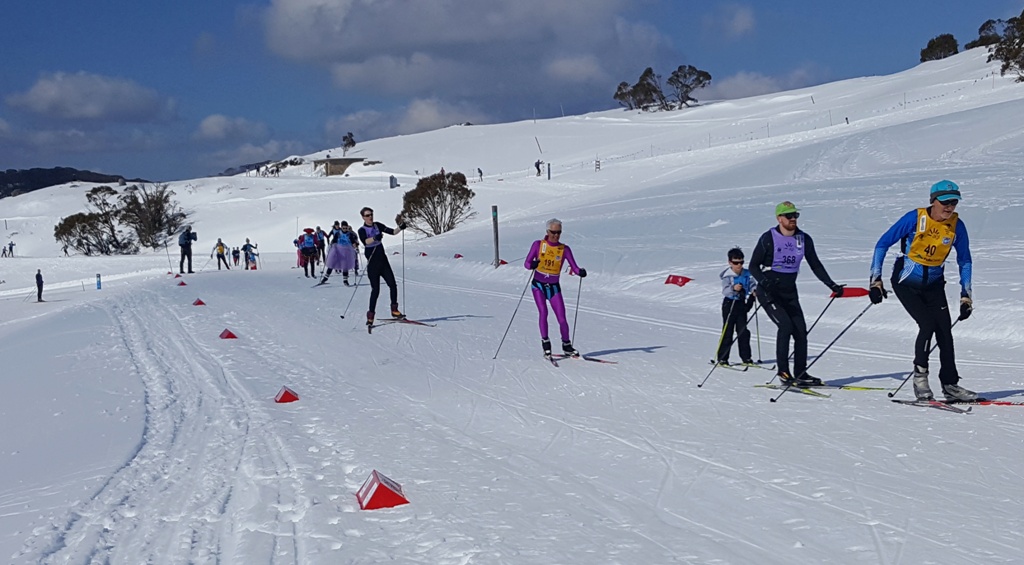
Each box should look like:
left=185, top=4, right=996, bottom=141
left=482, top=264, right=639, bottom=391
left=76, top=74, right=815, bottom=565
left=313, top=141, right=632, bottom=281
left=367, top=256, right=398, bottom=313
left=179, top=246, right=192, bottom=272
left=757, top=290, right=807, bottom=377
left=892, top=281, right=959, bottom=384
left=716, top=299, right=751, bottom=362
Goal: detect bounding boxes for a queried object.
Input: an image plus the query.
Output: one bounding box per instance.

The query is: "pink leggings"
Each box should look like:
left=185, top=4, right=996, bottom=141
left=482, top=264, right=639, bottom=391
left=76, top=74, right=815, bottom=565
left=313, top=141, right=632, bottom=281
left=532, top=283, right=570, bottom=342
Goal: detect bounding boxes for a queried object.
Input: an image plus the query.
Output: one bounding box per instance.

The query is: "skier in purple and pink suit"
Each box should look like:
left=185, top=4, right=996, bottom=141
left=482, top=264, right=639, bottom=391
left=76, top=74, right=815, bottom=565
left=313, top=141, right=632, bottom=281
left=524, top=218, right=587, bottom=358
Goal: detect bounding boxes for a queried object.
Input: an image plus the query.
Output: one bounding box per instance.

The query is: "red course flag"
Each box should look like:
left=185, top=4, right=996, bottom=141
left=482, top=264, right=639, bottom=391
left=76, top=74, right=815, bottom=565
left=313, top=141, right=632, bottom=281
left=418, top=252, right=428, bottom=257
left=834, top=286, right=869, bottom=298
left=665, top=275, right=692, bottom=287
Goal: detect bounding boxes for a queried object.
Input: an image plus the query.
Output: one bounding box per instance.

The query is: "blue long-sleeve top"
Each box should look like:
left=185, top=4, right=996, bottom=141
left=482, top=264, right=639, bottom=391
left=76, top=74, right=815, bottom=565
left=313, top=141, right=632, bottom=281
left=870, top=209, right=972, bottom=297
left=719, top=267, right=756, bottom=300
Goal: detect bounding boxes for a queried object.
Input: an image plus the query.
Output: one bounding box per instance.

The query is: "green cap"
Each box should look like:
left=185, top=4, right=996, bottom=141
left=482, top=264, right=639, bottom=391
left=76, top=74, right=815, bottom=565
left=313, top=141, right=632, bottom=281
left=775, top=201, right=798, bottom=216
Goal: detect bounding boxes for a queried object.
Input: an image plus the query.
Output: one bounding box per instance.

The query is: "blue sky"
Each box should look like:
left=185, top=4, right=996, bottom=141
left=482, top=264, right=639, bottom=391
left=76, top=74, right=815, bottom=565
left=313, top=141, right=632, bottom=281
left=2, top=0, right=1021, bottom=182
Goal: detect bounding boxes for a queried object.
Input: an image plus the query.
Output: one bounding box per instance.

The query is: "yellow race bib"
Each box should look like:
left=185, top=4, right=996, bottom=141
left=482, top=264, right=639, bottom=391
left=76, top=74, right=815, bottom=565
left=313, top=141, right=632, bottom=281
left=536, top=241, right=564, bottom=276
left=906, top=208, right=957, bottom=267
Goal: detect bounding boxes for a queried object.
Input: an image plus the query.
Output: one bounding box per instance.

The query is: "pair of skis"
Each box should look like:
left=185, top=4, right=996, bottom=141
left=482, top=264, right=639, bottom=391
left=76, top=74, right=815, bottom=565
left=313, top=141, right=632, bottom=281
left=366, top=317, right=436, bottom=334
left=709, top=359, right=776, bottom=373
left=545, top=353, right=617, bottom=367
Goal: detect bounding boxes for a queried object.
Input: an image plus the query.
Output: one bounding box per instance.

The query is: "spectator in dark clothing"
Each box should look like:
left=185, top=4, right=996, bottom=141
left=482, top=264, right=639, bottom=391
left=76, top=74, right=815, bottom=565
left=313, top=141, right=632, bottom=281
left=178, top=226, right=197, bottom=273
left=36, top=269, right=43, bottom=302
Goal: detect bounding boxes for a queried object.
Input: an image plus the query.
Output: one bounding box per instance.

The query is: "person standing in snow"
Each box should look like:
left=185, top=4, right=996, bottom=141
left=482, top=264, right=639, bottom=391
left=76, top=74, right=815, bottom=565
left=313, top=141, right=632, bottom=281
left=750, top=201, right=845, bottom=387
left=716, top=247, right=757, bottom=366
left=35, top=269, right=43, bottom=302
left=320, top=220, right=357, bottom=285
left=524, top=218, right=586, bottom=358
left=232, top=247, right=240, bottom=266
left=869, top=180, right=977, bottom=402
left=315, top=225, right=329, bottom=263
left=297, top=228, right=319, bottom=278
left=358, top=207, right=406, bottom=326
left=241, top=238, right=258, bottom=270
left=211, top=238, right=231, bottom=270
left=178, top=225, right=197, bottom=274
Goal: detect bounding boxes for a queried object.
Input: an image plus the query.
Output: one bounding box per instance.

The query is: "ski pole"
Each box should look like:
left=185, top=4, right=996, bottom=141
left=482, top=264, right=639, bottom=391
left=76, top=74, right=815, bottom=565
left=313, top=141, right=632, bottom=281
left=698, top=297, right=738, bottom=388
left=340, top=244, right=377, bottom=319
left=754, top=305, right=763, bottom=363
left=570, top=274, right=582, bottom=344
left=766, top=296, right=837, bottom=385
left=888, top=318, right=961, bottom=398
left=164, top=241, right=173, bottom=273
left=493, top=270, right=535, bottom=359
left=401, top=228, right=406, bottom=313
left=199, top=255, right=213, bottom=272
left=770, top=303, right=873, bottom=402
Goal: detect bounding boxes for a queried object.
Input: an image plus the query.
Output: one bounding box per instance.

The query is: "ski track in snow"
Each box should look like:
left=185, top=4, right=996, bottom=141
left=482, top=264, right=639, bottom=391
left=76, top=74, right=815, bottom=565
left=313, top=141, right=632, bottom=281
left=27, top=288, right=311, bottom=564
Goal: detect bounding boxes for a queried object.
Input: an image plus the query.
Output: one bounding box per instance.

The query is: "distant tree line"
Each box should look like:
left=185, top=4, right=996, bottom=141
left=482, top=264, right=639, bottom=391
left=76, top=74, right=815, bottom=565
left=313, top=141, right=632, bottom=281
left=921, top=8, right=1024, bottom=83
left=0, top=167, right=148, bottom=199
left=613, top=65, right=712, bottom=112
left=53, top=184, right=190, bottom=255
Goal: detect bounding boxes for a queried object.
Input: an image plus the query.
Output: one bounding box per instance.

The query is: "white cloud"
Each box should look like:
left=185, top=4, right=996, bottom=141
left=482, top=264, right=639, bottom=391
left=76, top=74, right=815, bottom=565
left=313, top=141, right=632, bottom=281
left=0, top=118, right=9, bottom=136
left=193, top=114, right=269, bottom=142
left=205, top=139, right=307, bottom=169
left=703, top=4, right=756, bottom=40
left=325, top=98, right=491, bottom=141
left=264, top=0, right=665, bottom=105
left=6, top=72, right=176, bottom=122
left=703, top=67, right=821, bottom=101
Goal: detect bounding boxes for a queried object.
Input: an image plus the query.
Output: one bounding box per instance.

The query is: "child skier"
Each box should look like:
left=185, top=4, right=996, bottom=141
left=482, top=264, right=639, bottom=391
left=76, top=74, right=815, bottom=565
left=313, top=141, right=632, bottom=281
left=716, top=247, right=757, bottom=366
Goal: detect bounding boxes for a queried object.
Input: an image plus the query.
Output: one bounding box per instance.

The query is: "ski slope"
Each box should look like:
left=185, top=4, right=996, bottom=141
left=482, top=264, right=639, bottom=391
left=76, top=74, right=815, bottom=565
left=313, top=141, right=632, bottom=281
left=2, top=49, right=1024, bottom=564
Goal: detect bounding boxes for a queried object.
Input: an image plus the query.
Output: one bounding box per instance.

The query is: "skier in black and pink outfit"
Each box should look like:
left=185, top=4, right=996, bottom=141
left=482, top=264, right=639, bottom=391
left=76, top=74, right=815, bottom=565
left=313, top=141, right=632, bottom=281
left=750, top=201, right=844, bottom=387
left=524, top=218, right=587, bottom=358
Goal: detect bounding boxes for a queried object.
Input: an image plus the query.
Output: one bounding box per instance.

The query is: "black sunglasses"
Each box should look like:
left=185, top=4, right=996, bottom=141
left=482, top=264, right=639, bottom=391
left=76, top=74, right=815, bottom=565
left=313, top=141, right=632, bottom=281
left=938, top=199, right=959, bottom=207
left=548, top=230, right=562, bottom=235
left=730, top=260, right=744, bottom=265
left=362, top=213, right=373, bottom=217
left=781, top=212, right=800, bottom=220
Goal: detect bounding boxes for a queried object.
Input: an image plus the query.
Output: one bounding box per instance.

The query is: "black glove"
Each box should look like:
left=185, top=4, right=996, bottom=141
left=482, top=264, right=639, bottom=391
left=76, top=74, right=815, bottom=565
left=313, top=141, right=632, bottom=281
left=958, top=296, right=972, bottom=321
left=869, top=279, right=887, bottom=304
left=830, top=283, right=845, bottom=298
left=529, top=258, right=540, bottom=270
left=745, top=295, right=756, bottom=311
left=577, top=268, right=587, bottom=278
left=399, top=222, right=408, bottom=230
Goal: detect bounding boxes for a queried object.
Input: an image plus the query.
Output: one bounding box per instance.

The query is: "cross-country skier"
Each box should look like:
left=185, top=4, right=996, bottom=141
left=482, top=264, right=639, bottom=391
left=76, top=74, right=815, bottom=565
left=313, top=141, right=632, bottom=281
left=750, top=202, right=845, bottom=387
left=869, top=180, right=977, bottom=402
left=241, top=239, right=258, bottom=270
left=358, top=207, right=406, bottom=326
left=716, top=247, right=757, bottom=366
left=524, top=218, right=586, bottom=358
left=211, top=238, right=231, bottom=270
left=297, top=228, right=319, bottom=277
left=320, top=220, right=358, bottom=285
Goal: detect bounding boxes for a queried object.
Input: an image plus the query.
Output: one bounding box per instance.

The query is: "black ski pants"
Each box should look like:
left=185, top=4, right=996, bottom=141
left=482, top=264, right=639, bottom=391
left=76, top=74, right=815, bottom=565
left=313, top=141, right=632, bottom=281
left=179, top=246, right=193, bottom=273
left=757, top=289, right=808, bottom=377
left=216, top=254, right=230, bottom=270
left=716, top=298, right=752, bottom=363
left=366, top=255, right=398, bottom=314
left=892, top=280, right=959, bottom=385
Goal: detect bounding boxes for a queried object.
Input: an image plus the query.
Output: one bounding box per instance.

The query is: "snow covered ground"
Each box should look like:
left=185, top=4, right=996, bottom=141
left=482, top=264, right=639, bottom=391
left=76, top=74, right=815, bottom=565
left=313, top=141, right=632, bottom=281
left=2, top=49, right=1024, bottom=564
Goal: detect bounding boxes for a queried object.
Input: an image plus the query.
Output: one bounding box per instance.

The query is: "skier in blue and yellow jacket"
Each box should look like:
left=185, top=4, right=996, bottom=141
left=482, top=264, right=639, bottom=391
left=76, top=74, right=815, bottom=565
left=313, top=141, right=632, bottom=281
left=869, top=180, right=976, bottom=402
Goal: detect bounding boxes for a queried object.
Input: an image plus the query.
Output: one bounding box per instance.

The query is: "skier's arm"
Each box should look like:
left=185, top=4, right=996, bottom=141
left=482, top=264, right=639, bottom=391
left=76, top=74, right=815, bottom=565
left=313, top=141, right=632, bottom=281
left=524, top=241, right=541, bottom=269
left=748, top=231, right=772, bottom=285
left=870, top=210, right=916, bottom=281
left=562, top=245, right=581, bottom=275
left=954, top=219, right=973, bottom=298
left=803, top=233, right=838, bottom=289
left=720, top=270, right=738, bottom=299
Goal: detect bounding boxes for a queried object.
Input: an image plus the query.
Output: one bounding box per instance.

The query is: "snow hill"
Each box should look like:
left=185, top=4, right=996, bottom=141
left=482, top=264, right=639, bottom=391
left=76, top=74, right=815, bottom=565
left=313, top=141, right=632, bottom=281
left=1, top=49, right=1023, bottom=564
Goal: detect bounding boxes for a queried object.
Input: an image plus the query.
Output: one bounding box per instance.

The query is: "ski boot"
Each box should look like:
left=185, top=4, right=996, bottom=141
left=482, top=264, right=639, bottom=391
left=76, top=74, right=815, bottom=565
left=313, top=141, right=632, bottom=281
left=542, top=338, right=552, bottom=358
left=390, top=303, right=405, bottom=319
left=366, top=311, right=375, bottom=328
left=343, top=276, right=350, bottom=287
left=794, top=373, right=824, bottom=387
left=912, top=365, right=933, bottom=400
left=942, top=382, right=978, bottom=403
left=562, top=340, right=580, bottom=358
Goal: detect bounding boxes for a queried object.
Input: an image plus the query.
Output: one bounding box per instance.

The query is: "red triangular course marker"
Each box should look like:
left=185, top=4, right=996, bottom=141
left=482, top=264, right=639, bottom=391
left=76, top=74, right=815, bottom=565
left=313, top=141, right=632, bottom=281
left=498, top=259, right=508, bottom=265
left=219, top=329, right=237, bottom=339
left=167, top=271, right=173, bottom=275
left=356, top=470, right=409, bottom=510
left=174, top=274, right=182, bottom=278
left=418, top=252, right=427, bottom=257
left=665, top=275, right=692, bottom=286
left=454, top=253, right=463, bottom=259
left=275, top=386, right=299, bottom=403
left=193, top=298, right=206, bottom=306
left=834, top=286, right=869, bottom=298
left=178, top=281, right=188, bottom=286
